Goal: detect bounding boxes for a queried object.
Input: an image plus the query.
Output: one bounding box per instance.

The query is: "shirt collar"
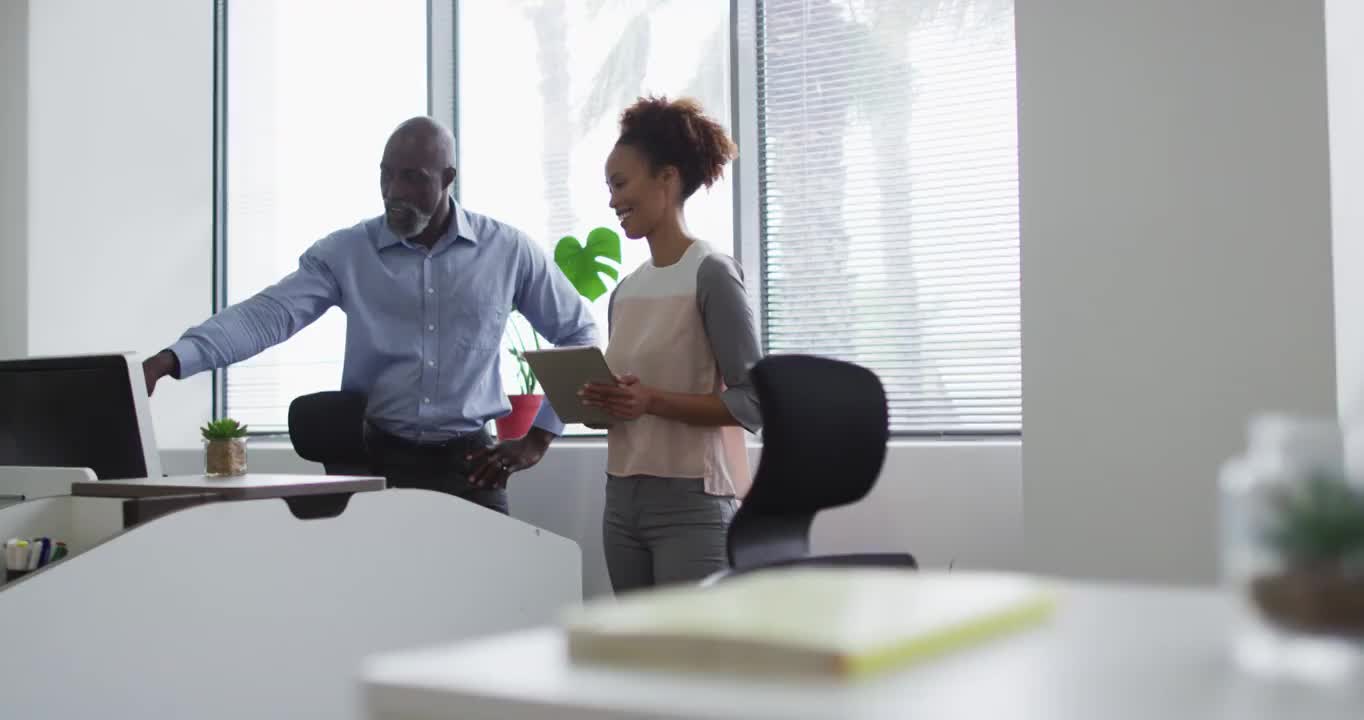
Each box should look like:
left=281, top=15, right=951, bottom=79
left=376, top=197, right=479, bottom=250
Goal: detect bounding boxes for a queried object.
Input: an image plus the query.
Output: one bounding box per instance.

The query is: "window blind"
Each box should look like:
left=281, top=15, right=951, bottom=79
left=756, top=0, right=1020, bottom=434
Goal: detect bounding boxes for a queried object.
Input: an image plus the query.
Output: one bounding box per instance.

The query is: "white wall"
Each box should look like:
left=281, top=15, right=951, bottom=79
left=1018, top=0, right=1338, bottom=585
left=25, top=0, right=215, bottom=449
left=0, top=0, right=28, bottom=359
left=1328, top=0, right=1364, bottom=421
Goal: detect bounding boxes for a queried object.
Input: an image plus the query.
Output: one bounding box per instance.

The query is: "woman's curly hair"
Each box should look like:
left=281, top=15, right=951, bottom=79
left=617, top=95, right=738, bottom=199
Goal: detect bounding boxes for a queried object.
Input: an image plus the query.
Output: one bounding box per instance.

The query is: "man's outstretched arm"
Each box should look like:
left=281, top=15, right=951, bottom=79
left=144, top=247, right=341, bottom=394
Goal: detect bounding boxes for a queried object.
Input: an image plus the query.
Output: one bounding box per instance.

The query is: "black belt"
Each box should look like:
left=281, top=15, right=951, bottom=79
left=362, top=422, right=492, bottom=457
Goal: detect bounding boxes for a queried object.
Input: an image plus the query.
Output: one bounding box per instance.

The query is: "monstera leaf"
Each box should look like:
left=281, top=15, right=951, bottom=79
left=554, top=227, right=622, bottom=301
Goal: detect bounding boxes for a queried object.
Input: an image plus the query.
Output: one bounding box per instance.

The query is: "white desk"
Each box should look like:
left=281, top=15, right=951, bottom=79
left=0, top=488, right=581, bottom=720
left=71, top=472, right=385, bottom=499
left=0, top=466, right=97, bottom=507
left=362, top=581, right=1364, bottom=720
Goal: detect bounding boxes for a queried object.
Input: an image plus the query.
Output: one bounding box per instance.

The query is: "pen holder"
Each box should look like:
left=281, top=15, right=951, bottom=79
left=205, top=437, right=248, bottom=477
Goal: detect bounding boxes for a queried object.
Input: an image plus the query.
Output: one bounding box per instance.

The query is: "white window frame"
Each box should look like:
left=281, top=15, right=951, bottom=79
left=731, top=0, right=764, bottom=336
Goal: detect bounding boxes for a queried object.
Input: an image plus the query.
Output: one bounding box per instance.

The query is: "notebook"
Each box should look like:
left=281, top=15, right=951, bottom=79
left=564, top=568, right=1057, bottom=680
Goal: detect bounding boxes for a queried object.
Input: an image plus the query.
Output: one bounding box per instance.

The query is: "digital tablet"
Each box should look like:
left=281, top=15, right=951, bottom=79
left=522, top=346, right=619, bottom=427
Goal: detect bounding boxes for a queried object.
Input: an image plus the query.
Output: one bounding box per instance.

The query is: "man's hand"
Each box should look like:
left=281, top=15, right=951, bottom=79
left=466, top=426, right=554, bottom=489
left=580, top=375, right=654, bottom=421
left=141, top=350, right=179, bottom=396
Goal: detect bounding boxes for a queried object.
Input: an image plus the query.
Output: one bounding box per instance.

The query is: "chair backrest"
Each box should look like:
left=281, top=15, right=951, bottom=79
left=287, top=391, right=371, bottom=476
left=727, top=355, right=889, bottom=570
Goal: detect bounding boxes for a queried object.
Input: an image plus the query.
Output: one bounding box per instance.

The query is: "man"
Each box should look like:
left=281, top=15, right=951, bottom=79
left=143, top=116, right=599, bottom=514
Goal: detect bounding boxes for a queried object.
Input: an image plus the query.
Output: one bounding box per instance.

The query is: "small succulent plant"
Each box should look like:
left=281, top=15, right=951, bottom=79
left=201, top=418, right=249, bottom=441
left=1261, top=472, right=1364, bottom=572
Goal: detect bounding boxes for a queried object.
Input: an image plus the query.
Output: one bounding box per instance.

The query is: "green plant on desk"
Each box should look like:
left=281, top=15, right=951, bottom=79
left=201, top=418, right=249, bottom=440
left=1250, top=471, right=1364, bottom=633
left=1262, top=472, right=1364, bottom=568
left=201, top=418, right=249, bottom=477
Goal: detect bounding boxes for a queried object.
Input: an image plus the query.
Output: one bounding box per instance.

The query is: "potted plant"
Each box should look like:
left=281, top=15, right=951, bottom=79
left=496, top=226, right=622, bottom=439
left=1249, top=472, right=1364, bottom=634
left=496, top=316, right=545, bottom=440
left=202, top=418, right=249, bottom=477
left=554, top=227, right=623, bottom=302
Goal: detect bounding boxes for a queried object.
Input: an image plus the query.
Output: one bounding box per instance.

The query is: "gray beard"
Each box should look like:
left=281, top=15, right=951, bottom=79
left=386, top=206, right=433, bottom=238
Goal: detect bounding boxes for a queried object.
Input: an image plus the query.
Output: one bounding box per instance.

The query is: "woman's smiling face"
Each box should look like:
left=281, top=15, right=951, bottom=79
left=605, top=142, right=678, bottom=240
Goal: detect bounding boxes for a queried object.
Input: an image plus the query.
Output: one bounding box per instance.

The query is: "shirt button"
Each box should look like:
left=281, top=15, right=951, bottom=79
left=427, top=287, right=434, bottom=294
left=423, top=397, right=431, bottom=404
left=428, top=360, right=436, bottom=368
left=427, top=324, right=435, bottom=331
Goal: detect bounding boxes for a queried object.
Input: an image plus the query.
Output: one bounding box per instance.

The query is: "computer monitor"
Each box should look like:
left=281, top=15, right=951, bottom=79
left=0, top=353, right=162, bottom=480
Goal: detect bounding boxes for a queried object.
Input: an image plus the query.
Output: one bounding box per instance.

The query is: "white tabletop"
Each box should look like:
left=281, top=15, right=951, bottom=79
left=71, top=473, right=385, bottom=500
left=362, top=581, right=1364, bottom=720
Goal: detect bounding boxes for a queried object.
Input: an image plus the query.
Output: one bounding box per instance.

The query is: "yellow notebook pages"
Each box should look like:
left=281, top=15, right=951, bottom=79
left=564, top=568, right=1057, bottom=680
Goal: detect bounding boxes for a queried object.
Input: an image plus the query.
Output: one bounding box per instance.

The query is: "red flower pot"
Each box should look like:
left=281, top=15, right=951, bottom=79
left=495, top=394, right=544, bottom=440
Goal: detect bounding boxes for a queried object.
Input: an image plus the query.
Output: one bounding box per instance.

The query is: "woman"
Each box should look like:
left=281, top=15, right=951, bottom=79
left=580, top=96, right=763, bottom=593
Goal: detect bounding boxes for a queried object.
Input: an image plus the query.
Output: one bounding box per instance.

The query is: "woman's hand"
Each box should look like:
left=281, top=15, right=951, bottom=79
left=580, top=374, right=655, bottom=421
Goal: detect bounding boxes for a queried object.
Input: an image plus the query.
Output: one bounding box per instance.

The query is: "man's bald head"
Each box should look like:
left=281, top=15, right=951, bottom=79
left=380, top=116, right=457, bottom=241
left=386, top=116, right=456, bottom=170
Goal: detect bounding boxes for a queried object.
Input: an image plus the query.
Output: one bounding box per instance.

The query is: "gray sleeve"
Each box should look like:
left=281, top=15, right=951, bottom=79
left=696, top=254, right=764, bottom=433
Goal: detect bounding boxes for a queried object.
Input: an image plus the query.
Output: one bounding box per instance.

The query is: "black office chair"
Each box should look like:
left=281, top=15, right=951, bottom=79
left=287, top=391, right=372, bottom=476
left=718, top=354, right=917, bottom=580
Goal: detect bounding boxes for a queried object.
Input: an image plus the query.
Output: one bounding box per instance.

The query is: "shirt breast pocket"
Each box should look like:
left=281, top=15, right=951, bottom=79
left=450, top=300, right=508, bottom=351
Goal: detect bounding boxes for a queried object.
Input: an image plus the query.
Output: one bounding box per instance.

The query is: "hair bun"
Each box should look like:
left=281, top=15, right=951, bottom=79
left=618, top=95, right=737, bottom=199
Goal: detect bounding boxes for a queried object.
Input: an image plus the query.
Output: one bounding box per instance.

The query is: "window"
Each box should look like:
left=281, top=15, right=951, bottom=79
left=756, top=0, right=1020, bottom=434
left=221, top=0, right=428, bottom=432
left=217, top=1, right=1019, bottom=437
left=457, top=0, right=734, bottom=433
